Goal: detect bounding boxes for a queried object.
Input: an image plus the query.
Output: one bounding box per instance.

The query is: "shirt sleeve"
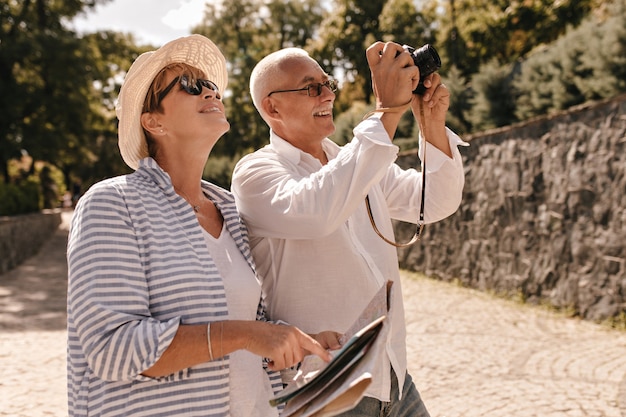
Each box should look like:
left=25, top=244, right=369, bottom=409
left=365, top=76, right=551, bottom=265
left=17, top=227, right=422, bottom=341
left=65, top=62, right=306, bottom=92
left=67, top=184, right=180, bottom=382
left=381, top=127, right=468, bottom=224
left=232, top=119, right=399, bottom=239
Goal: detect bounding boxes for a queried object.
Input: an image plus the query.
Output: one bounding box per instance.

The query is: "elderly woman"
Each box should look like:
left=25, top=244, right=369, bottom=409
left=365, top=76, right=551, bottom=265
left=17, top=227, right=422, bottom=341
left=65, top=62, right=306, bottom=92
left=66, top=35, right=339, bottom=417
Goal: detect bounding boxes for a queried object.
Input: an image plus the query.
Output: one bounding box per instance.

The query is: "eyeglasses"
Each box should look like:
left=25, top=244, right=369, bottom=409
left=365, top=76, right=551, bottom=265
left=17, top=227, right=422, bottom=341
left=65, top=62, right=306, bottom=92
left=268, top=79, right=338, bottom=97
left=158, top=75, right=221, bottom=103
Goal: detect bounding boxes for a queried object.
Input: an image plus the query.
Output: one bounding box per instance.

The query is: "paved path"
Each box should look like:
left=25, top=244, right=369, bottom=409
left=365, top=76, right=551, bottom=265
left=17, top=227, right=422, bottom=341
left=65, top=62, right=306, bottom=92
left=1, top=211, right=625, bottom=416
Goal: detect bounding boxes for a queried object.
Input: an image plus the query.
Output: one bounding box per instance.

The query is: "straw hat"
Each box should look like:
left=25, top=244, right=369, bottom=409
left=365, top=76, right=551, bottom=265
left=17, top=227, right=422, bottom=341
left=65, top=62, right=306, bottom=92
left=116, top=34, right=228, bottom=170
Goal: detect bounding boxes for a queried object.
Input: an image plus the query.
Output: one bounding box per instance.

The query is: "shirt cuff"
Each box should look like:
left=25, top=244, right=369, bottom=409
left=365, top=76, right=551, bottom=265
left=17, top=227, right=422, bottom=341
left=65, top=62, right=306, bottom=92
left=353, top=117, right=395, bottom=146
left=420, top=127, right=469, bottom=172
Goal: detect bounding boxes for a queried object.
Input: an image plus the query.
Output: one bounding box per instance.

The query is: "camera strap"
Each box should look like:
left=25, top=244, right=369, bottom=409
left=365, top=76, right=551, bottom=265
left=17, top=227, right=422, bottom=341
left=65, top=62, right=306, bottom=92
left=363, top=97, right=427, bottom=248
left=361, top=99, right=412, bottom=120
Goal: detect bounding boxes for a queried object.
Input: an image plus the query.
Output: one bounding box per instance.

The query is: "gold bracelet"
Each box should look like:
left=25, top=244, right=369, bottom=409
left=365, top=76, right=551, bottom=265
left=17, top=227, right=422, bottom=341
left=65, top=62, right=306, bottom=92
left=219, top=321, right=225, bottom=369
left=220, top=321, right=224, bottom=358
left=207, top=323, right=214, bottom=361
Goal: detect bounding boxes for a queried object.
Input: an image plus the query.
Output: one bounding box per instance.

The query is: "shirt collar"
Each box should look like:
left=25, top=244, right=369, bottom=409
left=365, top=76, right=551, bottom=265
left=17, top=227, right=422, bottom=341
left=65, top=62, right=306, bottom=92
left=135, top=157, right=230, bottom=206
left=269, top=129, right=341, bottom=165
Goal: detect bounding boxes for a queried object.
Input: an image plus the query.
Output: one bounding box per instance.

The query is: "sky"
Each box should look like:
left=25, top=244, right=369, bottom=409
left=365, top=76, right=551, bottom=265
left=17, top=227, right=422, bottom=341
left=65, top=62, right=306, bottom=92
left=70, top=0, right=219, bottom=46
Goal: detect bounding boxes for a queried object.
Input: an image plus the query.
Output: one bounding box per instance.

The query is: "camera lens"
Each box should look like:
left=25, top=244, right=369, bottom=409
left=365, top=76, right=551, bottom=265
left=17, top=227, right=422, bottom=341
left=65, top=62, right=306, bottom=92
left=403, top=44, right=442, bottom=95
left=412, top=45, right=441, bottom=78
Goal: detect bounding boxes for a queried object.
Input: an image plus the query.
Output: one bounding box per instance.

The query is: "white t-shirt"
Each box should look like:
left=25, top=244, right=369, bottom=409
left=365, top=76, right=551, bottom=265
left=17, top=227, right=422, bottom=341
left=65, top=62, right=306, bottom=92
left=203, top=226, right=278, bottom=417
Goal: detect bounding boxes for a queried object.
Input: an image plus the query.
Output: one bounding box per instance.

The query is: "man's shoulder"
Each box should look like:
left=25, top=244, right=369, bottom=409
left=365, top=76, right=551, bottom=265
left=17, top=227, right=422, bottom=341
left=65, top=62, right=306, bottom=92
left=234, top=144, right=283, bottom=170
left=242, top=143, right=275, bottom=158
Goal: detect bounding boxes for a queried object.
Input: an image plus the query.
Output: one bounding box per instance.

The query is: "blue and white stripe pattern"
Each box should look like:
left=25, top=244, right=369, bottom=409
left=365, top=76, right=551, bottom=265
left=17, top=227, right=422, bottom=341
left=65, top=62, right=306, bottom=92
left=67, top=158, right=282, bottom=416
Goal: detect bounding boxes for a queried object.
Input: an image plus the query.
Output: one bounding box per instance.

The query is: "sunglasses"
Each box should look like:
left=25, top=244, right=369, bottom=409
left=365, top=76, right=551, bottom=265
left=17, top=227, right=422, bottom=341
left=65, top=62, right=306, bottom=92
left=158, top=75, right=221, bottom=103
left=267, top=79, right=338, bottom=97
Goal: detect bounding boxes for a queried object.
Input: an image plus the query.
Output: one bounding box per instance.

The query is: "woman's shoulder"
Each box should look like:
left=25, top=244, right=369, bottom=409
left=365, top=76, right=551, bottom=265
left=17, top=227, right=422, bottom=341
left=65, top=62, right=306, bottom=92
left=82, top=173, right=154, bottom=201
left=201, top=181, right=234, bottom=203
left=81, top=175, right=128, bottom=198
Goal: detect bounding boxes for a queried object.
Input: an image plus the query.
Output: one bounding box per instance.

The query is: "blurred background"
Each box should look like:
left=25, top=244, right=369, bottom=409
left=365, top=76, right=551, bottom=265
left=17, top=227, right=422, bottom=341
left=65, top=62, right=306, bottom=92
left=1, top=0, right=624, bottom=215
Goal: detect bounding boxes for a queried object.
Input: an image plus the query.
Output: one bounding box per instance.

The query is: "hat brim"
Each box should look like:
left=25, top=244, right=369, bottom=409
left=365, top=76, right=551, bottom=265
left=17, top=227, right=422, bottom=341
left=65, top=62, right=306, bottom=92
left=116, top=35, right=228, bottom=170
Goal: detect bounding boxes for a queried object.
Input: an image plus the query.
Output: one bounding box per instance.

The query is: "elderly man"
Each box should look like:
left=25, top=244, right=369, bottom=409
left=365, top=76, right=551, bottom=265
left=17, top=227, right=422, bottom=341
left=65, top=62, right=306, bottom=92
left=232, top=41, right=467, bottom=416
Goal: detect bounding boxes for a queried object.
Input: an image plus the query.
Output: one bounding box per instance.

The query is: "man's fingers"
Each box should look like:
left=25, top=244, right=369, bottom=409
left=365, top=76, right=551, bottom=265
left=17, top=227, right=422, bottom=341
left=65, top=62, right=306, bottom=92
left=366, top=41, right=386, bottom=66
left=381, top=42, right=404, bottom=59
left=367, top=41, right=413, bottom=67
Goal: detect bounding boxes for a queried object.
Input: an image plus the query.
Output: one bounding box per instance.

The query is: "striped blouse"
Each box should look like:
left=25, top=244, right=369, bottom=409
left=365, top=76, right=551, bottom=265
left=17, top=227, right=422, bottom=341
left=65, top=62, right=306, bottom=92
left=66, top=158, right=282, bottom=416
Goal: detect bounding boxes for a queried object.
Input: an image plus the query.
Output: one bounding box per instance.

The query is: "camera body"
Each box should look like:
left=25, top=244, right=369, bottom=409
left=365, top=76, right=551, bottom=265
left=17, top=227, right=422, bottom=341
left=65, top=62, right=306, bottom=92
left=402, top=44, right=441, bottom=95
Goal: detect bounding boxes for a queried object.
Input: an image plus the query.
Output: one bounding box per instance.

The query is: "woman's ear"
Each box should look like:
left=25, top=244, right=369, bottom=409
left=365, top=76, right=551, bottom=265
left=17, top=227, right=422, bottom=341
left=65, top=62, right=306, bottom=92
left=140, top=112, right=164, bottom=136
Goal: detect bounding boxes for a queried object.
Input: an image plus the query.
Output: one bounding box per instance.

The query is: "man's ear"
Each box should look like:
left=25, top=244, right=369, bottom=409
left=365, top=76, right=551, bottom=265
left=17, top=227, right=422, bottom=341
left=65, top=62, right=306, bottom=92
left=140, top=112, right=164, bottom=136
left=262, top=96, right=280, bottom=120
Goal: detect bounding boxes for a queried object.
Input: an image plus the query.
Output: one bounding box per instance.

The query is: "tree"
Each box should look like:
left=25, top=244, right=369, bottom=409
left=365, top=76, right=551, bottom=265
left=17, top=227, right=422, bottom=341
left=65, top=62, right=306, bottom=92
left=194, top=0, right=325, bottom=163
left=310, top=0, right=388, bottom=104
left=0, top=0, right=111, bottom=184
left=441, top=65, right=472, bottom=134
left=467, top=60, right=518, bottom=131
left=65, top=30, right=144, bottom=186
left=434, top=0, right=604, bottom=77
left=379, top=0, right=435, bottom=47
left=513, top=1, right=626, bottom=120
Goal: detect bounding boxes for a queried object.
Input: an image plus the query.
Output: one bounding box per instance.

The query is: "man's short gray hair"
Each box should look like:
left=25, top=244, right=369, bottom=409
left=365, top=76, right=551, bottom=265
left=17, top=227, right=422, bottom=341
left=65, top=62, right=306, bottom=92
left=250, top=48, right=311, bottom=120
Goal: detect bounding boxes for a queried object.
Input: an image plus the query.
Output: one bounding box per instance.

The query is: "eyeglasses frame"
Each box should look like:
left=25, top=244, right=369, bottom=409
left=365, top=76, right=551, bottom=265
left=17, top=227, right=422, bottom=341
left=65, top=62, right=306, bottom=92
left=267, top=79, right=338, bottom=97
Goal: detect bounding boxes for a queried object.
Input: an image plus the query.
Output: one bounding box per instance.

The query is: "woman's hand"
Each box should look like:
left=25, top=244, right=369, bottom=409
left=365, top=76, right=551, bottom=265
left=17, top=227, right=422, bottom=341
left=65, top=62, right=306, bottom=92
left=241, top=321, right=333, bottom=371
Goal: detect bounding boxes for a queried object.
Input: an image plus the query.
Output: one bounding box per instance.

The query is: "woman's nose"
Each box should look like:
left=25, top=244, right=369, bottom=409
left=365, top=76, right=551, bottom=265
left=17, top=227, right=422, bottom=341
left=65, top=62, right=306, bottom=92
left=204, top=88, right=221, bottom=100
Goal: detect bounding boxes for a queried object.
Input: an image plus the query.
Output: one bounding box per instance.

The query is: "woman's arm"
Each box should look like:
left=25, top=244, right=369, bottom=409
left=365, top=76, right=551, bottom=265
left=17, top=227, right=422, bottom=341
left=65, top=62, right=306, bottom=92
left=142, top=321, right=334, bottom=377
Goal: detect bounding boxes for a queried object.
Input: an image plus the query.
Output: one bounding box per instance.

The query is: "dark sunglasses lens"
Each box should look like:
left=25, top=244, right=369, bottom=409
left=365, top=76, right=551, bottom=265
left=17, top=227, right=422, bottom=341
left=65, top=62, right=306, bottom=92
left=180, top=77, right=219, bottom=95
left=199, top=80, right=219, bottom=93
left=179, top=76, right=201, bottom=95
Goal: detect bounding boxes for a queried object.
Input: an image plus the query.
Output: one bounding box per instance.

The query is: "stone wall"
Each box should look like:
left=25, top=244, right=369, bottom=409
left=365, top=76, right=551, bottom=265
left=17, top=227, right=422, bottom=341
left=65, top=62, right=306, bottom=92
left=395, top=93, right=626, bottom=321
left=0, top=210, right=62, bottom=275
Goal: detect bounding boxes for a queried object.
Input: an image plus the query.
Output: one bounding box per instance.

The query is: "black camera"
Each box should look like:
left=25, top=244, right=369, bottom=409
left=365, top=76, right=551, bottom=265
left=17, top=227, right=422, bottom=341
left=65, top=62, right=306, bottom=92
left=402, top=44, right=441, bottom=95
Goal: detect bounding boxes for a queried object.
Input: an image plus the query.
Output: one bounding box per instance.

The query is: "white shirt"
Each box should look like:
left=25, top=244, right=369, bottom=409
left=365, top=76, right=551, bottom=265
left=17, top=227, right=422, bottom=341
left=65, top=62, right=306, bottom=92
left=232, top=117, right=467, bottom=401
left=203, top=227, right=278, bottom=417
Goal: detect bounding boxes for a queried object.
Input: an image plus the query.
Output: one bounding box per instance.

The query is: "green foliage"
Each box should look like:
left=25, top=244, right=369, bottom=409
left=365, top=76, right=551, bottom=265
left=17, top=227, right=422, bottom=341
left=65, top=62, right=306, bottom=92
left=513, top=47, right=576, bottom=120
left=1, top=0, right=625, bottom=216
left=38, top=164, right=65, bottom=209
left=379, top=0, right=435, bottom=46
left=202, top=154, right=242, bottom=190
left=310, top=0, right=388, bottom=103
left=331, top=101, right=371, bottom=145
left=1, top=1, right=95, bottom=181
left=442, top=65, right=472, bottom=134
left=513, top=1, right=626, bottom=120
left=467, top=60, right=518, bottom=131
left=435, top=0, right=602, bottom=77
left=0, top=0, right=140, bottom=204
left=0, top=179, right=40, bottom=216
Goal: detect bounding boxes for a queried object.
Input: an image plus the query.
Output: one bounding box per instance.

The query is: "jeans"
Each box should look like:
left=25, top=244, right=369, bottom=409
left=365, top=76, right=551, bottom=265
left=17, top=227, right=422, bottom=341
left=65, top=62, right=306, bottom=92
left=336, top=370, right=430, bottom=417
